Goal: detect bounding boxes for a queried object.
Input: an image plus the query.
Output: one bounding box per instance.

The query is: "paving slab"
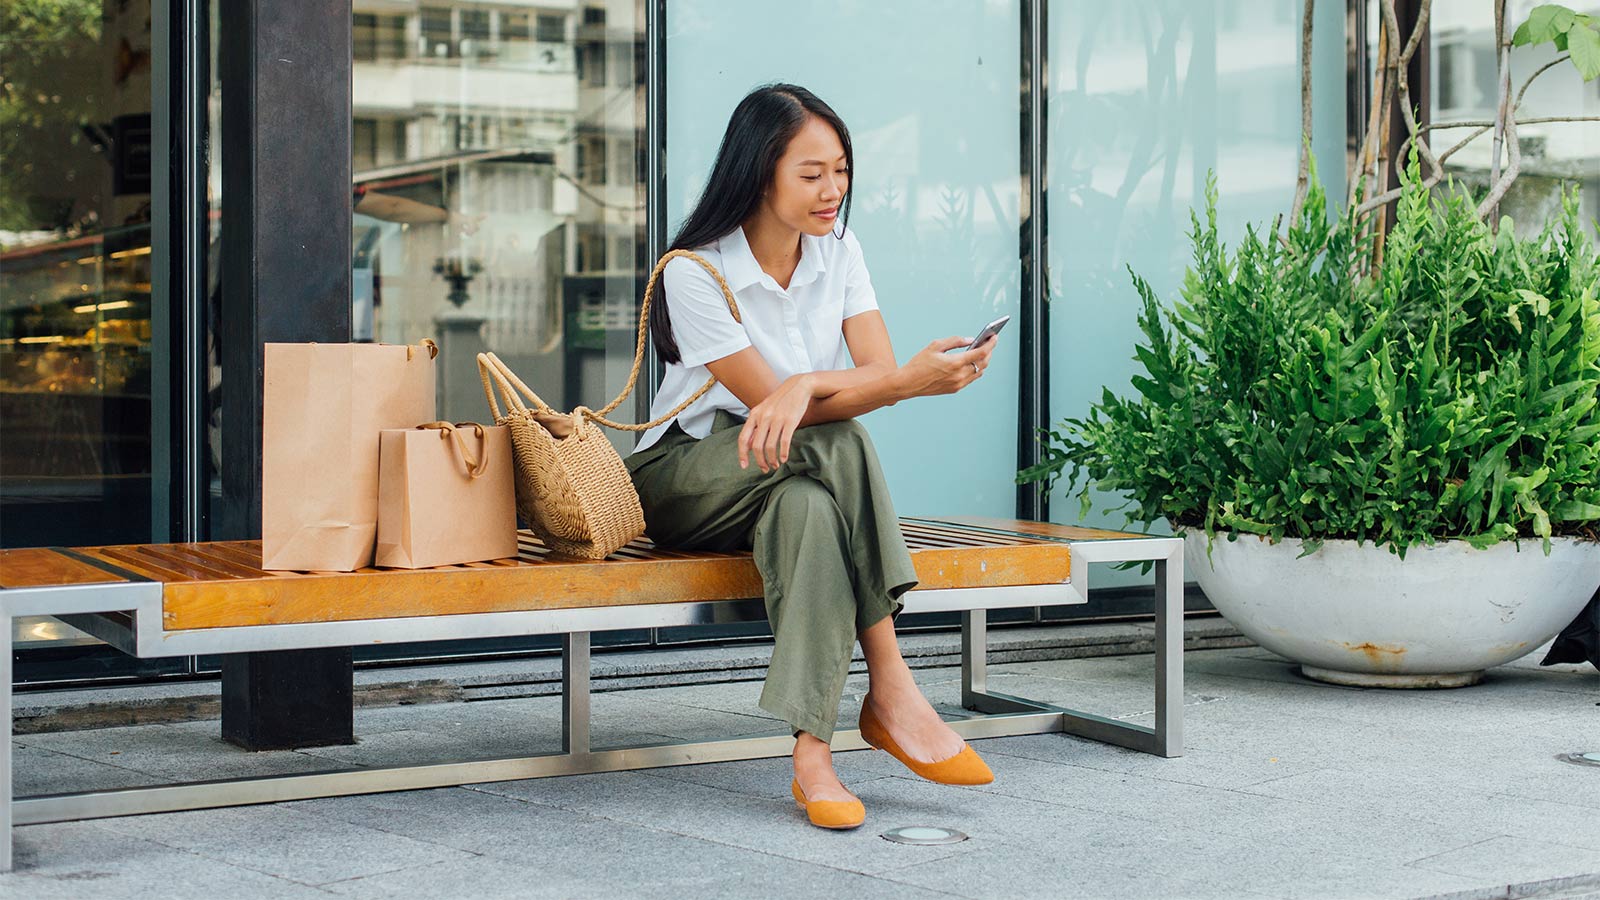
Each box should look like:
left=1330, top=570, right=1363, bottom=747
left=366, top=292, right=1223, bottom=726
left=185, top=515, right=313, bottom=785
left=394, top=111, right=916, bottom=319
left=978, top=731, right=1322, bottom=791
left=1409, top=836, right=1600, bottom=887
left=948, top=749, right=1506, bottom=867
left=90, top=803, right=478, bottom=886
left=10, top=741, right=158, bottom=796
left=15, top=720, right=350, bottom=786
left=0, top=820, right=333, bottom=899
left=644, top=754, right=889, bottom=798
left=1243, top=767, right=1600, bottom=851
left=876, top=832, right=1282, bottom=900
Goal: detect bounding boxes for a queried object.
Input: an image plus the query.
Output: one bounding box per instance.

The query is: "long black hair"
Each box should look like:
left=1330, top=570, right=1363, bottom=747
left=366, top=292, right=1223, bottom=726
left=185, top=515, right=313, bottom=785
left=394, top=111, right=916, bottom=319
left=650, top=83, right=854, bottom=364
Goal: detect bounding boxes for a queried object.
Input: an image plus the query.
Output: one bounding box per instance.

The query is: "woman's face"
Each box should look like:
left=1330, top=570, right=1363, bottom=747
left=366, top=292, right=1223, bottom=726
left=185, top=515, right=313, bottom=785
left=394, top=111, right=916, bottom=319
left=762, top=115, right=849, bottom=238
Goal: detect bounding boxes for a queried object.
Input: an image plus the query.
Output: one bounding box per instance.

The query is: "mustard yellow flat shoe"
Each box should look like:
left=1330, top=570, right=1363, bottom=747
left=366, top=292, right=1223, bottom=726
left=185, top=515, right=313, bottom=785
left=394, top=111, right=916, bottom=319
left=791, top=779, right=865, bottom=830
left=858, top=701, right=994, bottom=786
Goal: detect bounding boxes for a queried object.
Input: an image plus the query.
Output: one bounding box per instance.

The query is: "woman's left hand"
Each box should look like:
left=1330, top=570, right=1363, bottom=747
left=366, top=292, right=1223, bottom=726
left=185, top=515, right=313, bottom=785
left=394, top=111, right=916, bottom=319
left=739, top=374, right=814, bottom=472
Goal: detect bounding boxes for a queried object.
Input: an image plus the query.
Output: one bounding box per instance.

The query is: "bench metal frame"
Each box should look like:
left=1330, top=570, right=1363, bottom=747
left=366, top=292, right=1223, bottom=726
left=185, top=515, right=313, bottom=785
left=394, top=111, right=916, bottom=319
left=2, top=534, right=1182, bottom=871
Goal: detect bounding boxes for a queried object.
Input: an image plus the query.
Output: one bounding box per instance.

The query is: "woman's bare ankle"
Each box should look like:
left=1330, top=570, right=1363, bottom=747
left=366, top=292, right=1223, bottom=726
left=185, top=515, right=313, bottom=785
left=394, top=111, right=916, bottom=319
left=862, top=687, right=966, bottom=764
left=792, top=733, right=853, bottom=801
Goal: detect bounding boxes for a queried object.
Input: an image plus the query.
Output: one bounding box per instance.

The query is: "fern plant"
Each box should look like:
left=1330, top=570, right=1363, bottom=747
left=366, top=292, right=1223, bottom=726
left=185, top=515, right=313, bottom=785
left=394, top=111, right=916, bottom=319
left=1020, top=160, right=1600, bottom=557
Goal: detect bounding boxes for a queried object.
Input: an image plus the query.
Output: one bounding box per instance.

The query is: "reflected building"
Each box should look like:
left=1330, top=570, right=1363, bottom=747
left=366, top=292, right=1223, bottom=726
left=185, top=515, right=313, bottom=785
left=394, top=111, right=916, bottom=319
left=348, top=0, right=645, bottom=428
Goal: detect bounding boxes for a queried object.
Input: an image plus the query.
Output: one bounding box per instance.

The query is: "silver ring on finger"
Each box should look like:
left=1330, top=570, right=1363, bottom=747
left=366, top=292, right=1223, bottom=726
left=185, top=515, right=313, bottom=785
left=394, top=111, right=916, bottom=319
left=971, top=362, right=981, bottom=375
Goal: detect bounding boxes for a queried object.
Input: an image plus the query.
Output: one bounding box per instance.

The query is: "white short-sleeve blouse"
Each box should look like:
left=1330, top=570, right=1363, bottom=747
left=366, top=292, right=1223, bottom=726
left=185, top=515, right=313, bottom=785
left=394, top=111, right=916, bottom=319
left=632, top=225, right=880, bottom=454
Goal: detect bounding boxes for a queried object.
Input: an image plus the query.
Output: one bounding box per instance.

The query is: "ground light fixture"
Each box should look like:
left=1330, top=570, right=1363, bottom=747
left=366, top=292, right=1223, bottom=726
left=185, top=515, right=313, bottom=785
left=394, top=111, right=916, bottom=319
left=1559, top=752, right=1600, bottom=768
left=881, top=826, right=969, bottom=845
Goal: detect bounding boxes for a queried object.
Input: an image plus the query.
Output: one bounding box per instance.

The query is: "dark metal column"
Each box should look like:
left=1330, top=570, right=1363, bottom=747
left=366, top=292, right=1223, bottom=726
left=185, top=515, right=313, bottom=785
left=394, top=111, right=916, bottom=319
left=150, top=0, right=206, bottom=545
left=641, top=0, right=668, bottom=414
left=218, top=0, right=354, bottom=750
left=1017, top=0, right=1050, bottom=522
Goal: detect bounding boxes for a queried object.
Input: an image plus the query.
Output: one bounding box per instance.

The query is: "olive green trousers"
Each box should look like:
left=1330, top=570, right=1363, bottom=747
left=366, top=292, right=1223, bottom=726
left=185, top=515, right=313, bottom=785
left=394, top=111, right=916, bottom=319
left=626, top=410, right=919, bottom=742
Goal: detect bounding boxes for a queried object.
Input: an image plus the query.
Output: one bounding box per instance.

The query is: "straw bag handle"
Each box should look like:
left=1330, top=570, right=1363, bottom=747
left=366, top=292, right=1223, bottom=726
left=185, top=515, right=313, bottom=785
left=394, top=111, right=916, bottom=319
left=476, top=249, right=742, bottom=433
left=418, top=421, right=490, bottom=479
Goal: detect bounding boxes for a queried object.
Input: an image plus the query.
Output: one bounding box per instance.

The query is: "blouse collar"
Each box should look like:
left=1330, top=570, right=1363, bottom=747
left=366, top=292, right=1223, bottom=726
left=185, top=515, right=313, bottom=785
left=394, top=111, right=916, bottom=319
left=717, top=226, right=828, bottom=294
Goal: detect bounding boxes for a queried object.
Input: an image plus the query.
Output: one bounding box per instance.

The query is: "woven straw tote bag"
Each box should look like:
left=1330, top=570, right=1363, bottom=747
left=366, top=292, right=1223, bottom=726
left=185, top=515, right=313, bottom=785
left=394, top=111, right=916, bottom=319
left=477, top=250, right=741, bottom=559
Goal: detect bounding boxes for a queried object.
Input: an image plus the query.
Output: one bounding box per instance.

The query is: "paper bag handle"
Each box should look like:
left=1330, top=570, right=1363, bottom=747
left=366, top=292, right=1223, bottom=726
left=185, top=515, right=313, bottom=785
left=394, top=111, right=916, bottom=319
left=406, top=339, right=439, bottom=361
left=419, top=421, right=490, bottom=479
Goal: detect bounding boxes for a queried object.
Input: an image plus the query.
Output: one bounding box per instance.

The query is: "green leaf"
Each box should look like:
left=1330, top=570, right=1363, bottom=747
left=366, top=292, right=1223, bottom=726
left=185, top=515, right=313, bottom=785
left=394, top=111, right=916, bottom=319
left=1460, top=525, right=1517, bottom=550
left=1568, top=20, right=1600, bottom=80
left=1553, top=500, right=1600, bottom=521
left=1218, top=503, right=1276, bottom=536
left=1516, top=288, right=1552, bottom=315
left=1514, top=5, right=1579, bottom=46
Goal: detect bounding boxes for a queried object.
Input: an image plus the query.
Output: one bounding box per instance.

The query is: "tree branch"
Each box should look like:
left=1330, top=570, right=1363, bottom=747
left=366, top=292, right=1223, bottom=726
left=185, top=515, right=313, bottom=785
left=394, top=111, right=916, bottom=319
left=1435, top=124, right=1494, bottom=165
left=1422, top=115, right=1600, bottom=130
left=1369, top=9, right=1399, bottom=262
left=1356, top=124, right=1492, bottom=215
left=1349, top=22, right=1390, bottom=207
left=1290, top=0, right=1316, bottom=225
left=1478, top=111, right=1521, bottom=220
left=1356, top=112, right=1599, bottom=217
left=1487, top=0, right=1511, bottom=227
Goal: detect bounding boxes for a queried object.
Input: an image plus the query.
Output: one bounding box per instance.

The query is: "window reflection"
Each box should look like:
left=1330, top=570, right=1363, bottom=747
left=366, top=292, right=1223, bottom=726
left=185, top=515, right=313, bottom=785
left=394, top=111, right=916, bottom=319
left=667, top=0, right=1023, bottom=517
left=1046, top=0, right=1316, bottom=575
left=352, top=1, right=646, bottom=444
left=0, top=0, right=156, bottom=549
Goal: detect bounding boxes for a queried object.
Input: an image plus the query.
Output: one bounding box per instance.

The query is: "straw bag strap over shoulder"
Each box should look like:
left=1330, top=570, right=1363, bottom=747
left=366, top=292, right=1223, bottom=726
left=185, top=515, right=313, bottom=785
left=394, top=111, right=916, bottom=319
left=477, top=249, right=742, bottom=433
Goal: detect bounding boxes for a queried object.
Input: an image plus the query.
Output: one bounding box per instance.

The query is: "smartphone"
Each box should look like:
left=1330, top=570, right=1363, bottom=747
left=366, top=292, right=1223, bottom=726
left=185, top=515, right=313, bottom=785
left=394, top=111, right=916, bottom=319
left=945, top=315, right=1011, bottom=353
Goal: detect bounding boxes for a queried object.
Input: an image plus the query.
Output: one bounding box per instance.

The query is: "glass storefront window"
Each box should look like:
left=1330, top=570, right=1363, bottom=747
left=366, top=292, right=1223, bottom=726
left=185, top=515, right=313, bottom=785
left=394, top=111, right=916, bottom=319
left=421, top=7, right=455, bottom=59
left=352, top=0, right=646, bottom=444
left=1, top=0, right=157, bottom=549
left=354, top=13, right=408, bottom=64
left=668, top=0, right=1024, bottom=519
left=1045, top=0, right=1345, bottom=586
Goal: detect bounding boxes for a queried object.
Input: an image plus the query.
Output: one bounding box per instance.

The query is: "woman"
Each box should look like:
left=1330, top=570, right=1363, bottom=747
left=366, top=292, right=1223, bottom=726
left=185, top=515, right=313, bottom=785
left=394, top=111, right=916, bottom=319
left=626, top=84, right=998, bottom=830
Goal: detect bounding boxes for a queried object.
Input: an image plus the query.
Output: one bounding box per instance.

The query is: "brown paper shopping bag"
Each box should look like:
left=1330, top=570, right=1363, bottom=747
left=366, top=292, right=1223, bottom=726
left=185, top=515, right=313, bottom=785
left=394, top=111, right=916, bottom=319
left=262, top=341, right=437, bottom=571
left=375, top=422, right=517, bottom=568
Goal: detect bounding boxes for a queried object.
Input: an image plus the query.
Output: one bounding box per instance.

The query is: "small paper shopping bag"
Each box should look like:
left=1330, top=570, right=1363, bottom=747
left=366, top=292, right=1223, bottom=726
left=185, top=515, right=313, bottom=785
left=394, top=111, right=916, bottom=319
left=375, top=422, right=518, bottom=569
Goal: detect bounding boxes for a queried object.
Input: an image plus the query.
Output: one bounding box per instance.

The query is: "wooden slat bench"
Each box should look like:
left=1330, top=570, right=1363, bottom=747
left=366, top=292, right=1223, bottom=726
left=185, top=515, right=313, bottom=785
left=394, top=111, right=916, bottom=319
left=0, top=516, right=1183, bottom=871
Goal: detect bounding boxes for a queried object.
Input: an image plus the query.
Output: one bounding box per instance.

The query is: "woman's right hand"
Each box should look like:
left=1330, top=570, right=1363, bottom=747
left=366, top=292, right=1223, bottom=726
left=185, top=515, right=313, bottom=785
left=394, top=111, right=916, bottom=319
left=897, top=336, right=996, bottom=398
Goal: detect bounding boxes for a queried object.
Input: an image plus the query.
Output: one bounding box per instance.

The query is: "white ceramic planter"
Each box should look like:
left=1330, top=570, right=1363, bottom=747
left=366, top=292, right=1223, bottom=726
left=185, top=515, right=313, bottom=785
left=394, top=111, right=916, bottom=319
left=1181, top=530, right=1600, bottom=688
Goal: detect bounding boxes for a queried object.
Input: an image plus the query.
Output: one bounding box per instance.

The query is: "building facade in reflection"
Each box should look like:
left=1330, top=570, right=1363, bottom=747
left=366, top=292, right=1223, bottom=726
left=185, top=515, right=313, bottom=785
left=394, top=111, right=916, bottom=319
left=348, top=1, right=646, bottom=428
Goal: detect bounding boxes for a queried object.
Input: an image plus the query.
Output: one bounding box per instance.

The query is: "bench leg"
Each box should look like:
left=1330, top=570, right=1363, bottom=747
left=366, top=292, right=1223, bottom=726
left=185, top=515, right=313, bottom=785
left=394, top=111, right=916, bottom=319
left=561, top=632, right=590, bottom=755
left=2, top=613, right=13, bottom=872
left=960, top=610, right=986, bottom=707
left=961, top=609, right=1065, bottom=716
left=959, top=539, right=1186, bottom=758
left=1153, top=556, right=1185, bottom=757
